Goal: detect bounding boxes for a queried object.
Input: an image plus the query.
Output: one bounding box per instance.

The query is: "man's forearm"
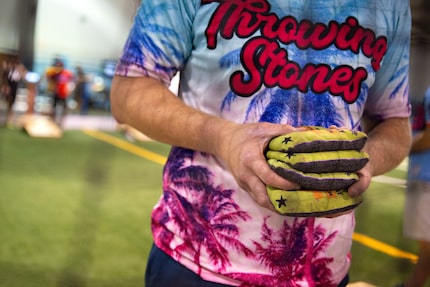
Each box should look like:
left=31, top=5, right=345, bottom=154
left=362, top=117, right=412, bottom=176
left=110, top=75, right=237, bottom=156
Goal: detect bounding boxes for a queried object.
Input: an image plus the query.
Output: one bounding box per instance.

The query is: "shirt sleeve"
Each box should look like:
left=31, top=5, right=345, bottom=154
left=364, top=3, right=411, bottom=120
left=115, top=0, right=200, bottom=86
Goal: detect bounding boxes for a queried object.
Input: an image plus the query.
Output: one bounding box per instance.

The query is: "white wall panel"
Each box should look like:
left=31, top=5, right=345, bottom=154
left=0, top=0, right=20, bottom=53
left=34, top=0, right=139, bottom=74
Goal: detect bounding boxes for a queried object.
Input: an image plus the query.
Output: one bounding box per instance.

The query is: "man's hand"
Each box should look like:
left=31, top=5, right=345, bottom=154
left=348, top=164, right=373, bottom=198
left=215, top=122, right=302, bottom=212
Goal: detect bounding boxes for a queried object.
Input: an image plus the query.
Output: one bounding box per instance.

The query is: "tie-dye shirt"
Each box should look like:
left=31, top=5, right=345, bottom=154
left=116, top=1, right=411, bottom=286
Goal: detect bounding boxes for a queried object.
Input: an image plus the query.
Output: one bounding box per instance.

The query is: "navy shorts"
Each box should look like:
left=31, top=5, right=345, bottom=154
left=145, top=244, right=349, bottom=287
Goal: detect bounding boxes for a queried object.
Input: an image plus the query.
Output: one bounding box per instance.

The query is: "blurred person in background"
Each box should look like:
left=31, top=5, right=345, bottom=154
left=111, top=1, right=412, bottom=286
left=0, top=60, right=10, bottom=126
left=44, top=58, right=62, bottom=97
left=75, top=66, right=91, bottom=115
left=46, top=59, right=74, bottom=126
left=399, top=86, right=430, bottom=287
left=3, top=60, right=26, bottom=126
left=1, top=60, right=10, bottom=99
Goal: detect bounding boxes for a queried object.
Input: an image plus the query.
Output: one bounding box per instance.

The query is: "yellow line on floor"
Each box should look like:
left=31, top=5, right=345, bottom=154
left=83, top=129, right=418, bottom=264
left=353, top=232, right=418, bottom=263
left=83, top=129, right=167, bottom=165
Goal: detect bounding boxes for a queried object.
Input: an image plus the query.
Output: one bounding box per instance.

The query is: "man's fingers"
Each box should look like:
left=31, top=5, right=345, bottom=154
left=348, top=168, right=372, bottom=197
left=237, top=174, right=274, bottom=211
left=252, top=157, right=301, bottom=190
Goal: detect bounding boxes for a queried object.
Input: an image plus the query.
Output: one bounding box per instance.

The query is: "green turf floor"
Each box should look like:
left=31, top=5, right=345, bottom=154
left=0, top=127, right=424, bottom=287
left=0, top=128, right=170, bottom=286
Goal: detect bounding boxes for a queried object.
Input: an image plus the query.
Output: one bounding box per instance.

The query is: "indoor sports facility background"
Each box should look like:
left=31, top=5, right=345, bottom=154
left=1, top=0, right=430, bottom=286
left=0, top=126, right=423, bottom=287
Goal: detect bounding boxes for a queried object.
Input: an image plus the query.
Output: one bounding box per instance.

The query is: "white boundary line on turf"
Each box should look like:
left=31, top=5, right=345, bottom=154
left=372, top=158, right=408, bottom=187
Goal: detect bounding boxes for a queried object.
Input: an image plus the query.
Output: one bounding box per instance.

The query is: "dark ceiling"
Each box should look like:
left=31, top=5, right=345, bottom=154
left=411, top=0, right=430, bottom=45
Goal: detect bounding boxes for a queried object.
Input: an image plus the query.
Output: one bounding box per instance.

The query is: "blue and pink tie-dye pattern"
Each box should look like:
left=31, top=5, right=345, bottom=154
left=116, top=1, right=410, bottom=286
